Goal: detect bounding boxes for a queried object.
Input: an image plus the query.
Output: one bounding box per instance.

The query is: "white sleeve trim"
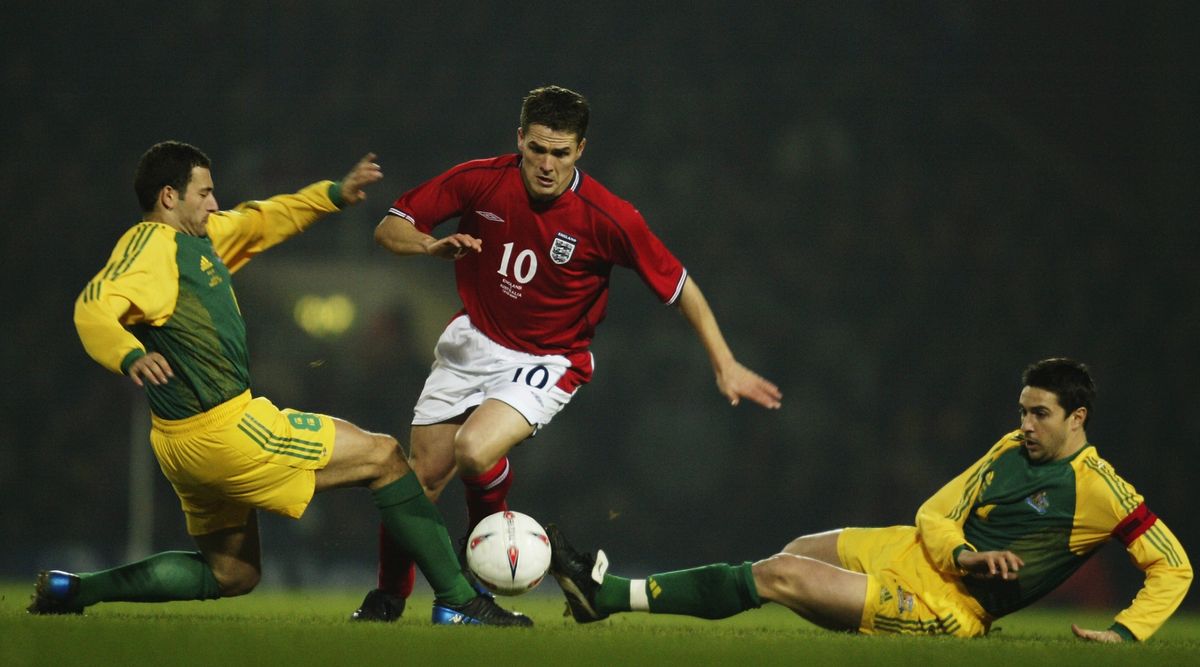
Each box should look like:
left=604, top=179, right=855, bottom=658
left=665, top=268, right=688, bottom=305
left=387, top=208, right=416, bottom=225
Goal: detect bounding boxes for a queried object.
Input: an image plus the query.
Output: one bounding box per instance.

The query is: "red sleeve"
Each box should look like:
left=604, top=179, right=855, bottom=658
left=387, top=161, right=483, bottom=233
left=600, top=204, right=687, bottom=304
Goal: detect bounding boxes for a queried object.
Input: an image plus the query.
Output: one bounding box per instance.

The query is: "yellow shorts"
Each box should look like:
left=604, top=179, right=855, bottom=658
left=149, top=391, right=336, bottom=536
left=838, top=526, right=992, bottom=637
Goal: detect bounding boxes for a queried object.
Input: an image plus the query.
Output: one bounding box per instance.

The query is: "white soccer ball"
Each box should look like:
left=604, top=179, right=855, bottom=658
left=465, top=510, right=552, bottom=596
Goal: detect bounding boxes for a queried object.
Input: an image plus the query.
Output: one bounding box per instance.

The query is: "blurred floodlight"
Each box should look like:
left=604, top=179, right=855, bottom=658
left=293, top=294, right=356, bottom=338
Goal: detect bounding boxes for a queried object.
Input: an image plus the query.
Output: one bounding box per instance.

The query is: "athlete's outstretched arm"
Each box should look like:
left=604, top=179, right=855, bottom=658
left=374, top=215, right=481, bottom=259
left=337, top=153, right=383, bottom=206
left=676, top=276, right=782, bottom=409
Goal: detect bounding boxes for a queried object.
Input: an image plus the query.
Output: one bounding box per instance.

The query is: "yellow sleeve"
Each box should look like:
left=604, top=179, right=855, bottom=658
left=74, top=224, right=180, bottom=374
left=207, top=180, right=340, bottom=274
left=1114, top=518, right=1193, bottom=640
left=915, top=433, right=1019, bottom=573
left=1078, top=456, right=1194, bottom=641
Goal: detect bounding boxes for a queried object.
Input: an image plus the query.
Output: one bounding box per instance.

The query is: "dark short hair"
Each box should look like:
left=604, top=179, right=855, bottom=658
left=134, top=141, right=211, bottom=212
left=520, top=85, right=589, bottom=141
left=1022, top=358, right=1095, bottom=427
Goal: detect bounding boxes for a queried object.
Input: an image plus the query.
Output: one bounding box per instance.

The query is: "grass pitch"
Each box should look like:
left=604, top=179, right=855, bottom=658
left=3, top=583, right=1198, bottom=666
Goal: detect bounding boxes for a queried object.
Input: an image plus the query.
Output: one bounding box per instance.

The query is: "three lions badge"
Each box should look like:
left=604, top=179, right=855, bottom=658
left=550, top=232, right=577, bottom=265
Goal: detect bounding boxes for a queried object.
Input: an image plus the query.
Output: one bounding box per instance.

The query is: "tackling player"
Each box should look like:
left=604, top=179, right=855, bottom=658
left=352, top=85, right=783, bottom=620
left=28, top=141, right=529, bottom=626
left=547, top=359, right=1192, bottom=641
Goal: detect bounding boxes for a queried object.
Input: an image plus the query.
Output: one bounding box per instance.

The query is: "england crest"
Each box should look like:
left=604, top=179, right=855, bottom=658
left=550, top=232, right=577, bottom=265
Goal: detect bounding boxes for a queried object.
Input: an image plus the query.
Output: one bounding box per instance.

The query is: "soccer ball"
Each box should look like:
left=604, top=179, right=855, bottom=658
left=465, top=510, right=552, bottom=596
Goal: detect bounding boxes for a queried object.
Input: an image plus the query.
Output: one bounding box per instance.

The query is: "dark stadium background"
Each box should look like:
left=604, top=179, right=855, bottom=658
left=2, top=2, right=1196, bottom=611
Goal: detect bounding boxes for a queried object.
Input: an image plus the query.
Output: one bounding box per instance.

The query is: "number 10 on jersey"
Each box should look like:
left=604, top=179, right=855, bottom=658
left=498, top=242, right=538, bottom=284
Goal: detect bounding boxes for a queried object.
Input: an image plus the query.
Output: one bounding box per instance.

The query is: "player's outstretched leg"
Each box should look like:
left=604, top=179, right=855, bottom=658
left=28, top=551, right=224, bottom=615
left=548, top=524, right=764, bottom=623
left=369, top=470, right=530, bottom=627
left=27, top=570, right=84, bottom=615
left=545, top=524, right=610, bottom=623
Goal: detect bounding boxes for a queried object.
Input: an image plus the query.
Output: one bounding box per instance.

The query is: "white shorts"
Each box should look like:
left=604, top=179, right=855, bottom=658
left=412, top=315, right=577, bottom=430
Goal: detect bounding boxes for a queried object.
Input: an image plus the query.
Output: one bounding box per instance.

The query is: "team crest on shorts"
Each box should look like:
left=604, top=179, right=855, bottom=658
left=550, top=232, right=577, bottom=264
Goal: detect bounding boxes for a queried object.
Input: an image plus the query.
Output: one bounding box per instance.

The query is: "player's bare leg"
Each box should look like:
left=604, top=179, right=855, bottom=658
left=780, top=529, right=843, bottom=566
left=194, top=512, right=263, bottom=597
left=453, top=399, right=535, bottom=475
left=751, top=553, right=866, bottom=631
left=408, top=422, right=463, bottom=501
left=359, top=421, right=460, bottom=619
left=315, top=418, right=409, bottom=491
left=364, top=401, right=533, bottom=619
left=322, top=417, right=529, bottom=625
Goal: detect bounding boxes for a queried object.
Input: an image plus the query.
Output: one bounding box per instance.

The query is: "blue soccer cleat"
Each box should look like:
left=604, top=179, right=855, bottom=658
left=27, top=570, right=84, bottom=615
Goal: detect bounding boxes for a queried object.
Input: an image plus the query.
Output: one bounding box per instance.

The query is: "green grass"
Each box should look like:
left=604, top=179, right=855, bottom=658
left=2, top=583, right=1198, bottom=666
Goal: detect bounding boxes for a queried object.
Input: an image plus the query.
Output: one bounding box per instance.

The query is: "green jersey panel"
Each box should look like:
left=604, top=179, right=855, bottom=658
left=962, top=446, right=1088, bottom=617
left=134, top=235, right=250, bottom=419
left=76, top=181, right=340, bottom=420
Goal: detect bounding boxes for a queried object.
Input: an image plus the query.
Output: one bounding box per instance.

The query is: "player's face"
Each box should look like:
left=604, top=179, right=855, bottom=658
left=1017, top=386, right=1085, bottom=463
left=175, top=167, right=219, bottom=237
left=517, top=124, right=585, bottom=201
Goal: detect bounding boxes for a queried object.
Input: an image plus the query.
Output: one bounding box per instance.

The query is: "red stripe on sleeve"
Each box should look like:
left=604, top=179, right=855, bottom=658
left=1111, top=502, right=1157, bottom=547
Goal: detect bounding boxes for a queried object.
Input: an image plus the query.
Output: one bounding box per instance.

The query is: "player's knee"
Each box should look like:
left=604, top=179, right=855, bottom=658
left=371, top=434, right=409, bottom=478
left=752, top=554, right=808, bottom=601
left=213, top=563, right=261, bottom=598
left=452, top=432, right=499, bottom=475
left=781, top=530, right=841, bottom=565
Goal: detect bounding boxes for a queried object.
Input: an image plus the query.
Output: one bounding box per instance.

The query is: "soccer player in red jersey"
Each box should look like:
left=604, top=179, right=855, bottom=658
left=351, top=85, right=782, bottom=620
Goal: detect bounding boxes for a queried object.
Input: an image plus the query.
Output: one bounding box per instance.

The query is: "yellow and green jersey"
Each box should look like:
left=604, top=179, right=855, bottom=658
left=75, top=181, right=342, bottom=419
left=916, top=430, right=1192, bottom=640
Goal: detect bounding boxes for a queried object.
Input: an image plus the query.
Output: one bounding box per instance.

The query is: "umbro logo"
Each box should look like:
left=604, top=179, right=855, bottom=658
left=475, top=210, right=505, bottom=223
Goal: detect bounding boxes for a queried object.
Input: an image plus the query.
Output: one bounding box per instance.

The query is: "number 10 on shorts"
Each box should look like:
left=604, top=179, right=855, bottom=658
left=512, top=365, right=550, bottom=389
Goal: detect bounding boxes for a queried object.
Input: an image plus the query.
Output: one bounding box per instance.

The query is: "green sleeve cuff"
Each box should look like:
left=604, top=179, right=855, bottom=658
left=120, top=348, right=146, bottom=374
left=952, top=544, right=973, bottom=568
left=1108, top=622, right=1136, bottom=642
left=327, top=181, right=345, bottom=209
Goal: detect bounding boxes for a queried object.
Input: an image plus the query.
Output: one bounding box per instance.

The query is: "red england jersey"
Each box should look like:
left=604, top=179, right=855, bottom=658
left=388, top=154, right=687, bottom=391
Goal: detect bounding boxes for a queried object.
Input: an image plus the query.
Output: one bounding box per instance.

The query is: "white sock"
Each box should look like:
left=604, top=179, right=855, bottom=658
left=629, top=578, right=649, bottom=611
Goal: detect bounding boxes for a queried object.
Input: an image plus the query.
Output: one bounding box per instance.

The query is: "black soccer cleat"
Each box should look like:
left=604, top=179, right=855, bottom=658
left=27, top=570, right=84, bottom=615
left=431, top=594, right=533, bottom=626
left=350, top=588, right=406, bottom=622
left=545, top=523, right=609, bottom=623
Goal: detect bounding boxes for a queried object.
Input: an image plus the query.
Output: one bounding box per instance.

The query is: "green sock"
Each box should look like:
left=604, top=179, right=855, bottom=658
left=595, top=574, right=633, bottom=614
left=372, top=473, right=476, bottom=605
left=75, top=551, right=221, bottom=607
left=598, top=562, right=762, bottom=620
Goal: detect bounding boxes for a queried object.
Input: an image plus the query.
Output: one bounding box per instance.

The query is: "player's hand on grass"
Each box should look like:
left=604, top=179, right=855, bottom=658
left=128, top=352, right=174, bottom=387
left=957, top=549, right=1023, bottom=580
left=1071, top=624, right=1123, bottom=643
left=717, top=361, right=782, bottom=409
left=423, top=233, right=483, bottom=260
left=338, top=153, right=384, bottom=206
